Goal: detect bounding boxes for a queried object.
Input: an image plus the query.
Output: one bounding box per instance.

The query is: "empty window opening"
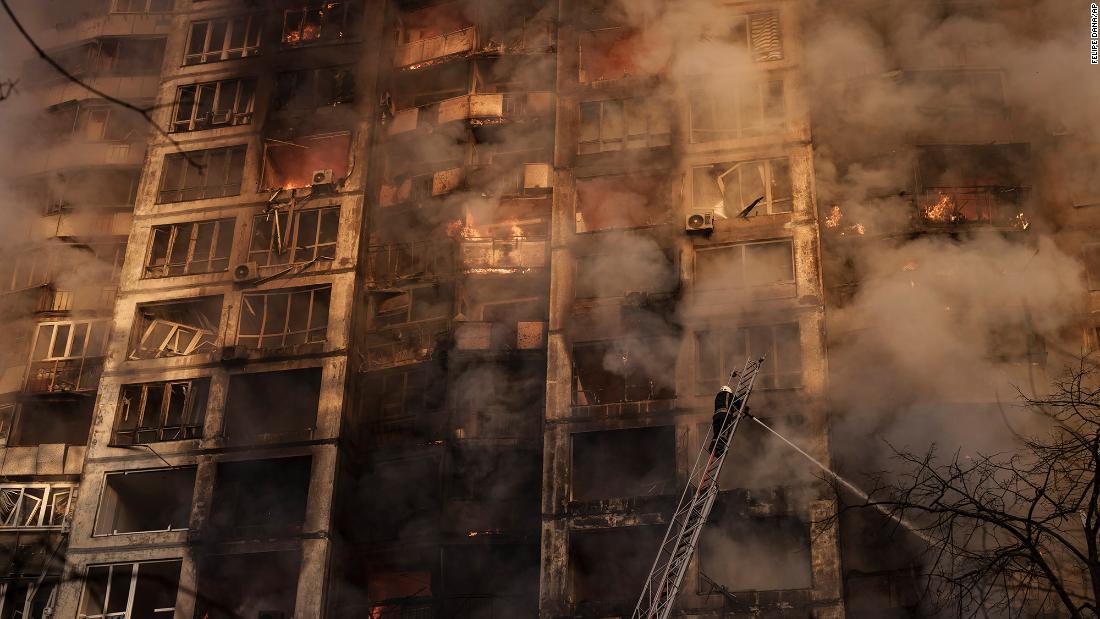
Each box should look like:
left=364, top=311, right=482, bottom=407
left=224, top=367, right=321, bottom=441
left=145, top=218, right=234, bottom=278
left=8, top=398, right=95, bottom=446
left=571, top=426, right=676, bottom=501
left=693, top=157, right=792, bottom=218
left=695, top=240, right=795, bottom=292
left=0, top=483, right=73, bottom=529
left=367, top=457, right=440, bottom=541
left=579, top=27, right=646, bottom=83
left=94, top=468, right=196, bottom=535
left=158, top=145, right=246, bottom=203
left=50, top=102, right=145, bottom=142
left=371, top=285, right=452, bottom=329
left=130, top=297, right=222, bottom=360
left=114, top=379, right=208, bottom=445
left=438, top=544, right=539, bottom=615
left=578, top=97, right=670, bottom=154
left=248, top=206, right=339, bottom=268
left=572, top=338, right=677, bottom=405
left=78, top=560, right=181, bottom=619
left=362, top=364, right=446, bottom=425
left=690, top=81, right=785, bottom=142
left=696, top=323, right=801, bottom=391
left=184, top=14, right=263, bottom=65
left=195, top=551, right=301, bottom=619
left=571, top=526, right=665, bottom=611
left=237, top=285, right=331, bottom=349
left=26, top=320, right=109, bottom=393
left=700, top=501, right=812, bottom=591
left=260, top=132, right=351, bottom=190
left=209, top=457, right=312, bottom=540
left=171, top=78, right=256, bottom=132
left=575, top=174, right=668, bottom=232
left=451, top=361, right=545, bottom=437
left=273, top=66, right=355, bottom=111
left=0, top=580, right=60, bottom=619
left=574, top=247, right=677, bottom=299
left=282, top=2, right=359, bottom=45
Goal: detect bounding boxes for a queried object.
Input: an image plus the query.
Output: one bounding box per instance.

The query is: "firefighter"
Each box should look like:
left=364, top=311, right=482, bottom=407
left=709, top=384, right=749, bottom=452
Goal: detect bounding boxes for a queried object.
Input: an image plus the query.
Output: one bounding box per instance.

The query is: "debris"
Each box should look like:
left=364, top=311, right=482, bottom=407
left=739, top=195, right=765, bottom=219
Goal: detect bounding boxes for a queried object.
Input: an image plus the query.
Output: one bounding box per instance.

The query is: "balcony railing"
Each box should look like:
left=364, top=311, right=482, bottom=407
left=459, top=237, right=547, bottom=271
left=917, top=186, right=1029, bottom=228
left=365, top=319, right=451, bottom=370
left=368, top=240, right=455, bottom=284
left=25, top=357, right=104, bottom=394
left=394, top=26, right=477, bottom=68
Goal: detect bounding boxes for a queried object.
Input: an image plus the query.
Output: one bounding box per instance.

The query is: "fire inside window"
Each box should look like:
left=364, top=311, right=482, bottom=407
left=238, top=285, right=332, bottom=349
left=249, top=206, right=339, bottom=268
left=114, top=379, right=208, bottom=445
left=578, top=97, right=671, bottom=154
left=171, top=78, right=256, bottom=132
left=693, top=157, right=792, bottom=217
left=145, top=218, right=234, bottom=278
left=282, top=2, right=358, bottom=45
left=158, top=145, right=246, bottom=203
left=78, top=560, right=182, bottom=619
left=184, top=14, right=263, bottom=65
left=690, top=80, right=786, bottom=142
left=0, top=483, right=73, bottom=529
left=260, top=132, right=350, bottom=190
left=695, top=323, right=802, bottom=392
left=579, top=27, right=646, bottom=83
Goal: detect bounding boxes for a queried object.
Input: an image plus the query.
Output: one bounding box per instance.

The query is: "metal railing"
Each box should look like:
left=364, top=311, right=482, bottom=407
left=394, top=26, right=477, bottom=67
left=24, top=357, right=104, bottom=394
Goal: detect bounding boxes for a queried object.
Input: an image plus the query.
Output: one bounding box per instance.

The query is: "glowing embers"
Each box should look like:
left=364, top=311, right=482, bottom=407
left=261, top=132, right=351, bottom=190
left=282, top=2, right=357, bottom=45
left=395, top=1, right=475, bottom=68
left=918, top=189, right=1030, bottom=229
left=823, top=205, right=866, bottom=236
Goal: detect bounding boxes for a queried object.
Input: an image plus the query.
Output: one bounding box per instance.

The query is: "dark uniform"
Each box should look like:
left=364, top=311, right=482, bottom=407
left=709, top=385, right=748, bottom=453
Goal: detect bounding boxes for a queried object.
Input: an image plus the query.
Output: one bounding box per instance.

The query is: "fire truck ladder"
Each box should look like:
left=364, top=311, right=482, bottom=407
left=631, top=355, right=765, bottom=619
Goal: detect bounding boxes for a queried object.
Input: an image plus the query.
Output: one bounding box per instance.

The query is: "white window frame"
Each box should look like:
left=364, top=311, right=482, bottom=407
left=31, top=320, right=110, bottom=362
left=184, top=14, right=263, bottom=65
left=170, top=78, right=256, bottom=133
left=0, top=483, right=74, bottom=529
left=78, top=560, right=181, bottom=619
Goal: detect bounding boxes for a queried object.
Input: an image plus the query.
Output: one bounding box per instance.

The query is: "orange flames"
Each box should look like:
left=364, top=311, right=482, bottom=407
left=824, top=205, right=866, bottom=236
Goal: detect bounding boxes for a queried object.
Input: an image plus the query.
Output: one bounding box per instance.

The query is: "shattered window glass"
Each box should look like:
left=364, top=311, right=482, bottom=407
left=248, top=206, right=340, bottom=268
left=237, top=285, right=331, bottom=349
left=692, top=157, right=792, bottom=217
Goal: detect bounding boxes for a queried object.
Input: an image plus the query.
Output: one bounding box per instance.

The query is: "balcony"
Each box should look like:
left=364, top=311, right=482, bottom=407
left=365, top=319, right=451, bottom=370
left=388, top=94, right=505, bottom=135
left=367, top=240, right=455, bottom=285
left=24, top=357, right=104, bottom=394
left=916, top=186, right=1030, bottom=229
left=454, top=321, right=546, bottom=352
left=39, top=209, right=133, bottom=240
left=379, top=168, right=464, bottom=206
left=16, top=140, right=145, bottom=178
left=459, top=237, right=547, bottom=272
left=394, top=26, right=477, bottom=69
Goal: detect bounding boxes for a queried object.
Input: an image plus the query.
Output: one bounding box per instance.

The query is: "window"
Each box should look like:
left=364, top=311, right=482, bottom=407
left=51, top=37, right=167, bottom=77
left=700, top=504, right=811, bottom=591
left=114, top=379, right=208, bottom=444
left=248, top=206, right=339, bottom=267
left=8, top=399, right=95, bottom=446
left=0, top=250, right=52, bottom=293
left=717, top=11, right=783, bottom=62
left=696, top=323, right=801, bottom=391
left=130, top=297, right=222, bottom=360
left=370, top=285, right=451, bottom=328
left=208, top=457, right=312, bottom=540
left=694, top=240, right=794, bottom=292
left=572, top=526, right=665, bottom=609
left=145, top=218, right=234, bottom=277
left=158, top=145, right=246, bottom=203
left=578, top=97, right=670, bottom=154
left=184, top=14, right=263, bottom=65
left=282, top=2, right=359, bottom=45
left=60, top=103, right=144, bottom=142
left=260, top=132, right=351, bottom=189
left=78, top=560, right=182, bottom=619
left=579, top=27, right=646, bottom=83
left=94, top=468, right=196, bottom=535
left=273, top=66, right=354, bottom=111
left=224, top=368, right=321, bottom=440
left=0, top=484, right=73, bottom=528
left=690, top=80, right=785, bottom=142
left=110, top=0, right=172, bottom=13
left=693, top=157, right=792, bottom=216
left=195, top=551, right=302, bottom=619
left=362, top=364, right=446, bottom=421
left=574, top=247, right=677, bottom=299
left=572, top=427, right=676, bottom=500
left=238, top=285, right=331, bottom=349
left=35, top=169, right=141, bottom=213
left=572, top=337, right=677, bottom=405
left=171, top=78, right=256, bottom=132
left=31, top=320, right=110, bottom=362
left=575, top=174, right=668, bottom=232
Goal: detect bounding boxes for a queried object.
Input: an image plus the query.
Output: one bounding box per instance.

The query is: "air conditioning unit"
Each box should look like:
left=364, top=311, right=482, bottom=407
left=685, top=211, right=714, bottom=233
left=311, top=169, right=335, bottom=186
left=220, top=345, right=248, bottom=363
left=233, top=262, right=259, bottom=283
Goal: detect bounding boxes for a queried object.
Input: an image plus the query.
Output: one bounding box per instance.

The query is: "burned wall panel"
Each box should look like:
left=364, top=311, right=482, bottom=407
left=224, top=368, right=321, bottom=442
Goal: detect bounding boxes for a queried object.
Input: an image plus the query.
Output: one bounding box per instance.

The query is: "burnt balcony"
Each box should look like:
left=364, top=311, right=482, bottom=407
left=379, top=168, right=464, bottom=207
left=453, top=320, right=546, bottom=352
left=364, top=319, right=452, bottom=371
left=459, top=236, right=547, bottom=273
left=387, top=92, right=554, bottom=136
left=367, top=240, right=456, bottom=286
left=916, top=186, right=1030, bottom=229
left=395, top=26, right=477, bottom=69
left=24, top=357, right=104, bottom=394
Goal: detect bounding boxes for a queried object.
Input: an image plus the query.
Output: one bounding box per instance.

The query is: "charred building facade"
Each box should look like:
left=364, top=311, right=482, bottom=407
left=0, top=0, right=1094, bottom=617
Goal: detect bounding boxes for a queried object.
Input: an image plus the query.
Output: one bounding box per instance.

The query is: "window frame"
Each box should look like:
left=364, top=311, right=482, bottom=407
left=237, top=284, right=332, bottom=349
left=695, top=322, right=802, bottom=392
left=170, top=78, right=256, bottom=133
left=248, top=206, right=339, bottom=268
left=183, top=14, right=263, bottom=65
left=113, top=379, right=208, bottom=445
left=578, top=97, right=670, bottom=154
left=0, top=483, right=74, bottom=529
left=689, top=80, right=786, bottom=142
left=157, top=145, right=247, bottom=204
left=77, top=559, right=182, bottom=619
left=281, top=2, right=357, bottom=46
left=693, top=239, right=795, bottom=293
left=145, top=218, right=235, bottom=278
left=31, top=320, right=110, bottom=362
left=692, top=156, right=792, bottom=216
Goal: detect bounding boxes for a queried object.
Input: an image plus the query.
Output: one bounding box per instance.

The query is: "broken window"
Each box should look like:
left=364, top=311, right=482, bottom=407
left=130, top=297, right=222, bottom=360
left=574, top=246, right=677, bottom=299
left=700, top=501, right=812, bottom=591
left=208, top=456, right=312, bottom=539
left=145, top=218, right=234, bottom=278
left=572, top=337, right=677, bottom=405
left=8, top=399, right=95, bottom=446
left=0, top=579, right=60, bottom=619
left=915, top=144, right=1030, bottom=225
left=0, top=484, right=73, bottom=528
left=110, top=0, right=172, bottom=13
left=248, top=206, right=339, bottom=267
left=157, top=145, right=246, bottom=203
left=238, top=285, right=331, bottom=349
left=571, top=426, right=676, bottom=500
left=367, top=240, right=455, bottom=284
left=195, top=551, right=301, bottom=619
left=78, top=560, right=182, bottom=619
left=26, top=320, right=110, bottom=393
left=114, top=379, right=208, bottom=445
left=579, top=27, right=646, bottom=83
left=696, top=323, right=801, bottom=391
left=371, top=285, right=452, bottom=328
left=224, top=368, right=321, bottom=441
left=184, top=14, right=263, bottom=65
left=575, top=174, right=669, bottom=232
left=690, top=80, right=786, bottom=142
left=260, top=132, right=351, bottom=190
left=54, top=102, right=144, bottom=142
left=578, top=97, right=670, bottom=154
left=693, top=157, right=792, bottom=217
left=171, top=78, right=256, bottom=132
left=571, top=526, right=665, bottom=611
left=694, top=240, right=795, bottom=292
left=94, top=468, right=196, bottom=535
left=282, top=1, right=360, bottom=45
left=273, top=66, right=355, bottom=111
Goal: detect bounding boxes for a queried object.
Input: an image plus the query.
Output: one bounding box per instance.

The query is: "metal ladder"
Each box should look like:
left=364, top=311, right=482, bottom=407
left=631, top=356, right=766, bottom=619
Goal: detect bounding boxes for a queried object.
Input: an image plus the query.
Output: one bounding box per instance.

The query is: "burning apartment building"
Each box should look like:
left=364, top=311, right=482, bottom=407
left=0, top=0, right=1094, bottom=617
